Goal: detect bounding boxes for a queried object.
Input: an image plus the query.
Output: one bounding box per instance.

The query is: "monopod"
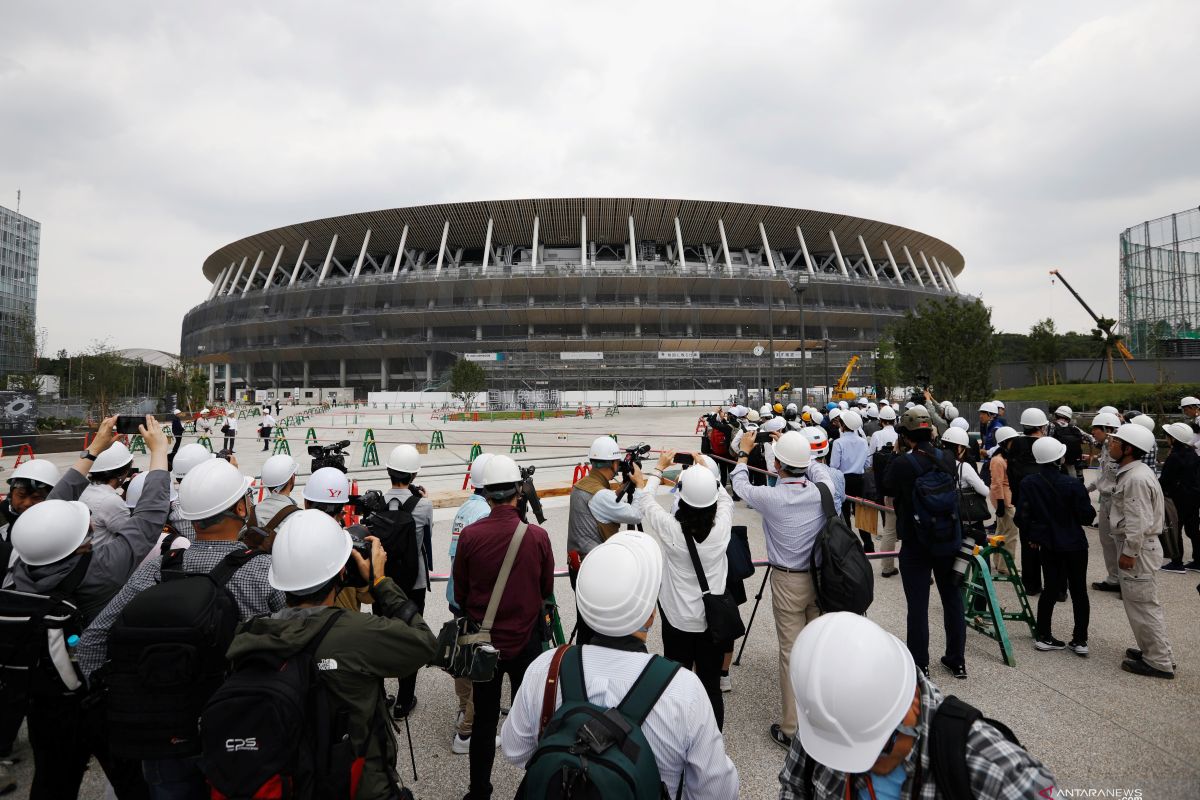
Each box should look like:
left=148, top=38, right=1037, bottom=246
left=733, top=565, right=771, bottom=666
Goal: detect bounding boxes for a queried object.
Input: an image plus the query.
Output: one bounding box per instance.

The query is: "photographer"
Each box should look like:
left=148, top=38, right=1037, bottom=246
left=226, top=510, right=436, bottom=800
left=221, top=412, right=237, bottom=453
left=453, top=456, right=554, bottom=800
left=258, top=410, right=275, bottom=452
left=81, top=441, right=136, bottom=547
left=255, top=454, right=299, bottom=522
left=301, top=468, right=373, bottom=612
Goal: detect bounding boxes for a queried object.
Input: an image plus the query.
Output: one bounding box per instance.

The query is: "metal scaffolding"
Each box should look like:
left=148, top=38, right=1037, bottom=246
left=1120, top=206, right=1200, bottom=356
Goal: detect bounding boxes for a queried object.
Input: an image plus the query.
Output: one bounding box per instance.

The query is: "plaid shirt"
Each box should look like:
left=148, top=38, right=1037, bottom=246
left=778, top=674, right=1056, bottom=800
left=77, top=539, right=285, bottom=683
left=1140, top=440, right=1159, bottom=476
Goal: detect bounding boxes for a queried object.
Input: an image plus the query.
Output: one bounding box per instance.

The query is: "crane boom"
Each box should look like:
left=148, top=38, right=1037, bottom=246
left=1048, top=269, right=1104, bottom=328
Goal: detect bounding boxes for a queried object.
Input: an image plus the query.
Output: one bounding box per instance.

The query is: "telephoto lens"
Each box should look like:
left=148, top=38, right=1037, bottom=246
left=952, top=536, right=977, bottom=585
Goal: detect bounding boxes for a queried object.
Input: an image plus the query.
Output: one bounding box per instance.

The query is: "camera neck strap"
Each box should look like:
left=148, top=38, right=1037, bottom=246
left=480, top=522, right=528, bottom=636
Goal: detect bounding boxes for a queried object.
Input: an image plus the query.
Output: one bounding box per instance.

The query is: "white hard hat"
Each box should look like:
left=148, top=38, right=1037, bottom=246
left=1131, top=414, right=1155, bottom=431
left=261, top=454, right=299, bottom=490
left=576, top=531, right=663, bottom=637
left=1163, top=421, right=1195, bottom=445
left=678, top=466, right=719, bottom=508
left=1179, top=396, right=1200, bottom=409
left=994, top=426, right=1020, bottom=445
left=993, top=400, right=1006, bottom=409
left=469, top=452, right=495, bottom=489
left=93, top=442, right=134, bottom=473
left=746, top=410, right=761, bottom=423
left=386, top=444, right=421, bottom=474
left=1032, top=437, right=1067, bottom=464
left=807, top=410, right=824, bottom=425
left=124, top=471, right=178, bottom=508
left=950, top=417, right=969, bottom=431
left=268, top=509, right=353, bottom=593
left=945, top=406, right=959, bottom=421
left=761, top=416, right=787, bottom=433
left=839, top=410, right=863, bottom=432
left=302, top=467, right=351, bottom=506
left=828, top=408, right=842, bottom=421
left=1112, top=423, right=1156, bottom=454
left=178, top=458, right=253, bottom=521
left=866, top=403, right=879, bottom=419
left=1098, top=405, right=1120, bottom=415
left=759, top=404, right=773, bottom=417
left=589, top=436, right=622, bottom=462
left=789, top=612, right=917, bottom=774
left=786, top=403, right=798, bottom=413
left=938, top=400, right=952, bottom=410
left=1054, top=405, right=1073, bottom=419
left=800, top=426, right=829, bottom=458
left=904, top=402, right=915, bottom=410
left=1090, top=412, right=1121, bottom=430
left=8, top=458, right=61, bottom=489
left=482, top=454, right=523, bottom=487
left=201, top=407, right=210, bottom=415
left=11, top=500, right=91, bottom=567
left=1019, top=408, right=1049, bottom=428
left=979, top=402, right=999, bottom=415
left=941, top=427, right=969, bottom=448
left=838, top=401, right=849, bottom=411
left=773, top=430, right=813, bottom=469
left=878, top=406, right=897, bottom=422
left=173, top=443, right=215, bottom=480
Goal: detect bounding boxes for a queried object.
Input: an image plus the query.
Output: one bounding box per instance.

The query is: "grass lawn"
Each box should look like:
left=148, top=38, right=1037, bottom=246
left=995, top=382, right=1200, bottom=411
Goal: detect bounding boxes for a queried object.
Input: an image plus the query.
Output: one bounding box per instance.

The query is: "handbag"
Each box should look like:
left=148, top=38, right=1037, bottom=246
left=956, top=461, right=991, bottom=522
left=683, top=527, right=746, bottom=645
left=725, top=525, right=754, bottom=581
left=430, top=522, right=528, bottom=682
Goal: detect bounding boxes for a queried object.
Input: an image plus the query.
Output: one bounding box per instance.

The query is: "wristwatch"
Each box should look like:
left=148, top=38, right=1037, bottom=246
left=79, top=450, right=97, bottom=461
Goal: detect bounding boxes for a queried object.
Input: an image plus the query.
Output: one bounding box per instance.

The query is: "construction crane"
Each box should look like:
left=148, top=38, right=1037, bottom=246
left=831, top=355, right=861, bottom=401
left=1048, top=269, right=1135, bottom=384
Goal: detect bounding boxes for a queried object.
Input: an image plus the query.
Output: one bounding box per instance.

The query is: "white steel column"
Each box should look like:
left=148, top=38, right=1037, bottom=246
left=391, top=226, right=408, bottom=276
left=241, top=250, right=264, bottom=297
left=317, top=235, right=339, bottom=286
left=481, top=218, right=493, bottom=272
left=531, top=216, right=539, bottom=268
left=828, top=231, right=850, bottom=277
left=718, top=219, right=733, bottom=274
left=226, top=257, right=248, bottom=295
left=380, top=358, right=388, bottom=391
left=351, top=228, right=372, bottom=279
left=919, top=251, right=941, bottom=289
left=796, top=227, right=815, bottom=275
left=217, top=261, right=237, bottom=296
left=580, top=215, right=587, bottom=266
left=857, top=236, right=880, bottom=281
left=759, top=222, right=777, bottom=274
left=208, top=265, right=229, bottom=300
left=901, top=245, right=925, bottom=287
left=882, top=240, right=904, bottom=285
left=224, top=363, right=232, bottom=402
left=435, top=220, right=449, bottom=272
left=628, top=215, right=637, bottom=269
left=208, top=363, right=215, bottom=402
left=938, top=258, right=960, bottom=292
left=339, top=359, right=346, bottom=387
left=261, top=245, right=285, bottom=294
left=289, top=239, right=310, bottom=286
left=674, top=217, right=686, bottom=272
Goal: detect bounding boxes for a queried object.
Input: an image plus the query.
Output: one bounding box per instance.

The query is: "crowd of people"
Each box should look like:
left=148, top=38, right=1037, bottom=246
left=0, top=392, right=1195, bottom=798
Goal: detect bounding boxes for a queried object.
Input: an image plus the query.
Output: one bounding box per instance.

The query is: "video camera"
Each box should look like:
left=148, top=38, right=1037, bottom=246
left=617, top=443, right=651, bottom=479
left=309, top=440, right=351, bottom=473
left=518, top=465, right=546, bottom=524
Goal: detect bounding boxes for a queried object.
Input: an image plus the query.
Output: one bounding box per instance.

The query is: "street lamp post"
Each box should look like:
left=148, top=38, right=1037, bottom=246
left=823, top=337, right=832, bottom=406
left=787, top=273, right=810, bottom=404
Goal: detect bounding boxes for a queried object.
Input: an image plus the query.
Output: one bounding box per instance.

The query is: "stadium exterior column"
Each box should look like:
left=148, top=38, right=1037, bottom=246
left=581, top=215, right=587, bottom=265
left=675, top=217, right=686, bottom=272
left=435, top=221, right=449, bottom=271
left=628, top=216, right=637, bottom=269
left=224, top=363, right=232, bottom=402
left=882, top=240, right=905, bottom=285
left=289, top=239, right=310, bottom=286
left=272, top=361, right=280, bottom=390
left=759, top=222, right=777, bottom=274
left=901, top=245, right=926, bottom=287
left=829, top=231, right=850, bottom=277
left=208, top=363, right=215, bottom=402
left=919, top=251, right=941, bottom=289
left=223, top=257, right=247, bottom=295
left=482, top=218, right=493, bottom=272
left=426, top=354, right=434, bottom=383
left=857, top=236, right=881, bottom=281
left=339, top=359, right=347, bottom=387
left=245, top=363, right=253, bottom=391
left=937, top=258, right=960, bottom=293
left=477, top=325, right=483, bottom=340
left=262, top=245, right=285, bottom=293
left=392, top=225, right=408, bottom=276
left=380, top=358, right=388, bottom=391
left=531, top=216, right=539, bottom=268
left=241, top=250, right=264, bottom=296
left=352, top=229, right=372, bottom=279
left=718, top=219, right=733, bottom=274
left=796, top=227, right=815, bottom=275
left=208, top=264, right=229, bottom=300
left=317, top=235, right=339, bottom=286
left=302, top=361, right=310, bottom=390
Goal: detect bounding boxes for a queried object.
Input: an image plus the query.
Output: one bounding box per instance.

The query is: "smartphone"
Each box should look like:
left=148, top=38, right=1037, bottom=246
left=672, top=453, right=695, bottom=466
left=755, top=430, right=775, bottom=444
left=114, top=415, right=145, bottom=435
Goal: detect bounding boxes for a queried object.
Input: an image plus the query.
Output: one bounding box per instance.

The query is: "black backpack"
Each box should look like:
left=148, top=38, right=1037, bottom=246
left=357, top=495, right=421, bottom=591
left=200, top=610, right=371, bottom=800
left=871, top=442, right=896, bottom=502
left=811, top=483, right=874, bottom=614
left=0, top=552, right=91, bottom=702
left=104, top=544, right=265, bottom=760
left=1005, top=437, right=1040, bottom=507
left=905, top=450, right=962, bottom=557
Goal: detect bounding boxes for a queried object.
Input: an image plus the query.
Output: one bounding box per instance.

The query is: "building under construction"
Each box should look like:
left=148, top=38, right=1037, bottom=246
left=1120, top=206, right=1200, bottom=357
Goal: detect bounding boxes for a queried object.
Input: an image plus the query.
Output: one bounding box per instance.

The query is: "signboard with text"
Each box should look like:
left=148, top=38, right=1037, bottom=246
left=560, top=352, right=604, bottom=360
left=658, top=351, right=700, bottom=360
left=464, top=353, right=502, bottom=362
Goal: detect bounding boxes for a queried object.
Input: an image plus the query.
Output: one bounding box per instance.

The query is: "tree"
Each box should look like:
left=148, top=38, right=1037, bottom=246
left=448, top=358, right=488, bottom=410
left=163, top=360, right=210, bottom=411
left=889, top=297, right=997, bottom=399
left=78, top=340, right=131, bottom=418
left=1026, top=318, right=1061, bottom=385
left=874, top=332, right=902, bottom=400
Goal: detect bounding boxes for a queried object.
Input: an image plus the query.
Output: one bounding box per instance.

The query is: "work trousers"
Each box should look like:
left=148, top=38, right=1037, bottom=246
left=1017, top=518, right=1045, bottom=593
left=660, top=610, right=725, bottom=730
left=468, top=630, right=541, bottom=799
left=166, top=435, right=182, bottom=472
left=1165, top=497, right=1200, bottom=563
left=898, top=543, right=966, bottom=672
left=142, top=755, right=206, bottom=800
left=992, top=504, right=1019, bottom=575
left=770, top=569, right=820, bottom=736
left=1037, top=549, right=1090, bottom=643
left=394, top=589, right=427, bottom=710
left=1117, top=536, right=1175, bottom=673
left=27, top=693, right=148, bottom=800
left=222, top=433, right=236, bottom=452
left=1095, top=494, right=1119, bottom=585
left=842, top=473, right=872, bottom=552
left=260, top=426, right=272, bottom=451
left=875, top=500, right=897, bottom=572
left=454, top=676, right=475, bottom=737
left=0, top=694, right=25, bottom=755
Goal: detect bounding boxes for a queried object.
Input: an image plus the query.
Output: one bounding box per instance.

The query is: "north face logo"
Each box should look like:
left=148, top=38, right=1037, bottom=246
left=317, top=658, right=338, bottom=671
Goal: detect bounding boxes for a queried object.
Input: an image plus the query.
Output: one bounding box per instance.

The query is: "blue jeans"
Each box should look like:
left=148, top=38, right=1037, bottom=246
left=143, top=756, right=206, bottom=800
left=898, top=542, right=966, bottom=670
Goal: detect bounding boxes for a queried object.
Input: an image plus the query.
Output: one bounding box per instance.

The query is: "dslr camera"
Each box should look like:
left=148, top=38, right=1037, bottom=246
left=344, top=531, right=374, bottom=588
left=309, top=439, right=351, bottom=473
left=348, top=488, right=387, bottom=515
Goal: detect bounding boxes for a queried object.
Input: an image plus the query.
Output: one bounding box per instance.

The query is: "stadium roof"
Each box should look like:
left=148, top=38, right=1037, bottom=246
left=118, top=348, right=179, bottom=369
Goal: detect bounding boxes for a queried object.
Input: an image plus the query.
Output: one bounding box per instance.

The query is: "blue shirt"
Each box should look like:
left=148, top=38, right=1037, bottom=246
left=857, top=762, right=906, bottom=800
left=831, top=432, right=869, bottom=475
left=448, top=492, right=490, bottom=609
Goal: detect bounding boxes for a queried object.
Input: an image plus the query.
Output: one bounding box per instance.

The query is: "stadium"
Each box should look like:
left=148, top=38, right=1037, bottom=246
left=181, top=198, right=966, bottom=405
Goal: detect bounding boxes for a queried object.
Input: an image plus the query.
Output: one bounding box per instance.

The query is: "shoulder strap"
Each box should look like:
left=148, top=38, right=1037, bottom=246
left=814, top=480, right=836, bottom=521
left=929, top=695, right=982, bottom=800
left=159, top=531, right=187, bottom=572
left=616, top=654, right=681, bottom=726
left=401, top=494, right=421, bottom=513
left=265, top=504, right=300, bottom=532
left=681, top=529, right=711, bottom=595
left=558, top=644, right=587, bottom=704
left=538, top=645, right=572, bottom=736
left=302, top=608, right=344, bottom=657
left=480, top=522, right=528, bottom=634
left=50, top=551, right=93, bottom=601
left=209, top=547, right=267, bottom=587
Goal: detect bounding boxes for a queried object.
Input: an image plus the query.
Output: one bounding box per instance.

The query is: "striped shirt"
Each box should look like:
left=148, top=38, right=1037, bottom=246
left=731, top=463, right=830, bottom=570
left=830, top=431, right=869, bottom=475
left=502, top=645, right=739, bottom=799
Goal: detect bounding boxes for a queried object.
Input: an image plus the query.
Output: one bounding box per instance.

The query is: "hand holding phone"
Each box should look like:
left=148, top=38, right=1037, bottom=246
left=672, top=453, right=695, bottom=466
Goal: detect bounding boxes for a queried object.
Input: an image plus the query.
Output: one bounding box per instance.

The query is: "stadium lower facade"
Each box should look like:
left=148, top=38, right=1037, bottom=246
left=181, top=198, right=966, bottom=402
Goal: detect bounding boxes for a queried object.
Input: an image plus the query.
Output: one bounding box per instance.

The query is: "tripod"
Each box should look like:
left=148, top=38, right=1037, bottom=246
left=733, top=565, right=772, bottom=666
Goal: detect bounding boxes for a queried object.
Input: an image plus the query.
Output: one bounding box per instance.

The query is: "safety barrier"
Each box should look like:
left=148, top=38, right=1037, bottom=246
left=13, top=444, right=35, bottom=468
left=571, top=463, right=592, bottom=484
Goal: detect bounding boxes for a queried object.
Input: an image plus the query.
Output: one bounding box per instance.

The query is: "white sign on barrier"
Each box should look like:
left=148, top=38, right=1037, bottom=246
left=560, top=352, right=604, bottom=360
left=658, top=351, right=700, bottom=360
left=464, top=353, right=500, bottom=362
left=775, top=351, right=813, bottom=359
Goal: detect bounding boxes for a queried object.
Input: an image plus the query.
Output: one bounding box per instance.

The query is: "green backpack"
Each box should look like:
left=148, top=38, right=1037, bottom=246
left=517, top=646, right=682, bottom=800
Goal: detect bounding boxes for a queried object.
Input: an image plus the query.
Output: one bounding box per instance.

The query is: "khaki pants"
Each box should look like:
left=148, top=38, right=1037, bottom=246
left=455, top=676, right=475, bottom=736
left=875, top=499, right=898, bottom=572
left=1117, top=536, right=1174, bottom=672
left=993, top=504, right=1019, bottom=575
left=771, top=570, right=821, bottom=736
left=1096, top=494, right=1119, bottom=585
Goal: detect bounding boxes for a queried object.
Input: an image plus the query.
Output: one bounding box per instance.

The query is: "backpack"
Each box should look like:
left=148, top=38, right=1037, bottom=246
left=200, top=610, right=369, bottom=800
left=905, top=450, right=962, bottom=556
left=811, top=483, right=874, bottom=615
left=0, top=552, right=91, bottom=702
left=357, top=495, right=421, bottom=591
left=243, top=504, right=301, bottom=552
left=104, top=544, right=265, bottom=760
left=871, top=442, right=896, bottom=502
left=517, top=646, right=681, bottom=800
left=1005, top=438, right=1040, bottom=507
left=708, top=426, right=728, bottom=457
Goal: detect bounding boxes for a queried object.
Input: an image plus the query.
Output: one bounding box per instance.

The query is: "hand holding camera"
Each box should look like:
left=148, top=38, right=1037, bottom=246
left=350, top=534, right=386, bottom=584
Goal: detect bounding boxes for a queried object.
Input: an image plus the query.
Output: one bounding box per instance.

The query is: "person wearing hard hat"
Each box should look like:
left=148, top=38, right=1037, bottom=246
left=978, top=402, right=1002, bottom=457
left=992, top=399, right=1008, bottom=427
left=220, top=410, right=238, bottom=453
left=1014, top=437, right=1096, bottom=655
left=1179, top=395, right=1200, bottom=455
left=453, top=455, right=555, bottom=799
left=1158, top=422, right=1200, bottom=574
left=1084, top=412, right=1123, bottom=593
left=1048, top=406, right=1090, bottom=478
left=778, top=613, right=1055, bottom=799
left=862, top=403, right=880, bottom=437
left=167, top=407, right=185, bottom=471
left=501, top=531, right=740, bottom=798
left=80, top=440, right=136, bottom=547
left=800, top=426, right=845, bottom=515
left=1123, top=412, right=1160, bottom=476
left=989, top=427, right=1021, bottom=576
left=8, top=416, right=171, bottom=800
left=255, top=453, right=299, bottom=523
left=226, top=509, right=436, bottom=800
left=731, top=428, right=832, bottom=749
left=868, top=406, right=901, bottom=577
left=830, top=410, right=869, bottom=543
left=1005, top=408, right=1050, bottom=596
left=257, top=409, right=276, bottom=452
left=2, top=459, right=64, bottom=590
left=631, top=453, right=734, bottom=728
left=702, top=407, right=740, bottom=488
left=1107, top=424, right=1176, bottom=678
left=197, top=407, right=214, bottom=439
left=170, top=442, right=216, bottom=544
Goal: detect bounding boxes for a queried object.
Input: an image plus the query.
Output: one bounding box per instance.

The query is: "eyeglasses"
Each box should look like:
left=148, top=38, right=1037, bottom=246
left=881, top=723, right=921, bottom=755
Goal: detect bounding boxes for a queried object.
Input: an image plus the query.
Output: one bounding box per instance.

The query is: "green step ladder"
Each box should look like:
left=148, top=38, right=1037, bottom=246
left=468, top=442, right=483, bottom=461
left=128, top=434, right=146, bottom=454
left=961, top=536, right=1037, bottom=667
left=196, top=435, right=214, bottom=453
left=430, top=430, right=445, bottom=451
left=510, top=432, right=527, bottom=453
left=361, top=429, right=379, bottom=467
left=305, top=427, right=319, bottom=446
left=605, top=405, right=618, bottom=417
left=271, top=428, right=291, bottom=456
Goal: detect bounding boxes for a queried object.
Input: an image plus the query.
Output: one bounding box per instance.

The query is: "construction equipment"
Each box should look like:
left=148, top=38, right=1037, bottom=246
left=1049, top=269, right=1136, bottom=383
left=776, top=381, right=792, bottom=393
left=830, top=355, right=860, bottom=401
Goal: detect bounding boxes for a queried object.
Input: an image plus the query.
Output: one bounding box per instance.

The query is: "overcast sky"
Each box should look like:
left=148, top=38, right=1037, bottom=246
left=4, top=0, right=1198, bottom=356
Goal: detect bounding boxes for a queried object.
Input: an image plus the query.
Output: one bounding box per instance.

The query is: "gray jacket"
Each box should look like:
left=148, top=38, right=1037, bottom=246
left=11, top=468, right=171, bottom=624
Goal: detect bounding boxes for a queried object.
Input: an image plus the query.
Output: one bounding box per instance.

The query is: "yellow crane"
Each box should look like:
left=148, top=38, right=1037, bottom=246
left=831, top=355, right=861, bottom=401
left=1048, top=269, right=1135, bottom=383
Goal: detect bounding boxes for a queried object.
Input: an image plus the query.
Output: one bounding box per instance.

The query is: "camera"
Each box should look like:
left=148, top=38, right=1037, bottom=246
left=216, top=448, right=234, bottom=462
left=755, top=430, right=775, bottom=444
left=617, top=444, right=652, bottom=479
left=348, top=489, right=386, bottom=515
left=309, top=440, right=351, bottom=473
left=951, top=534, right=977, bottom=586
left=672, top=453, right=695, bottom=466
left=344, top=532, right=374, bottom=588
left=518, top=465, right=546, bottom=524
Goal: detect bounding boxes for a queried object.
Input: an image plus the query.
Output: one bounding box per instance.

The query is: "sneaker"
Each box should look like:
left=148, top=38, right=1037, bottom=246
left=720, top=675, right=732, bottom=693
left=1068, top=640, right=1089, bottom=657
left=770, top=724, right=793, bottom=749
left=1056, top=591, right=1068, bottom=603
left=1092, top=581, right=1121, bottom=593
left=1121, top=658, right=1175, bottom=679
left=451, top=733, right=471, bottom=755
left=392, top=697, right=418, bottom=720
left=1035, top=636, right=1067, bottom=651
left=1160, top=561, right=1187, bottom=574
left=880, top=569, right=898, bottom=578
left=939, top=656, right=967, bottom=679
left=1184, top=560, right=1200, bottom=573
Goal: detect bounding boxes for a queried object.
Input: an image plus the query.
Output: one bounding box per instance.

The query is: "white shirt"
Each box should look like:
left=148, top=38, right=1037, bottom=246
left=956, top=460, right=990, bottom=498
left=634, top=477, right=733, bottom=633
left=869, top=425, right=899, bottom=455
left=830, top=430, right=868, bottom=475
left=260, top=414, right=276, bottom=428
left=502, top=645, right=740, bottom=800
left=81, top=483, right=131, bottom=547
left=198, top=416, right=213, bottom=432
left=224, top=416, right=238, bottom=431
